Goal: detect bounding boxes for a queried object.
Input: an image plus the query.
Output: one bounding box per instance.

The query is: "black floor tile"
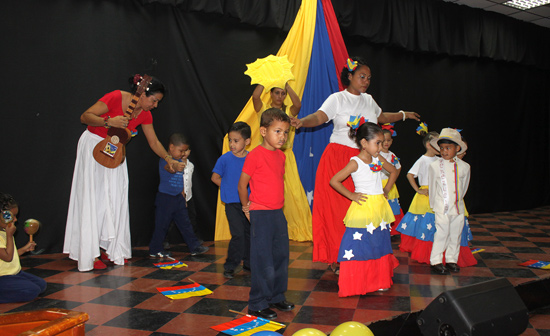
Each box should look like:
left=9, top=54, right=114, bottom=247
left=357, top=295, right=411, bottom=311
left=89, top=289, right=156, bottom=307
left=490, top=268, right=537, bottom=278
left=506, top=246, right=546, bottom=254
left=287, top=267, right=326, bottom=279
left=19, top=257, right=56, bottom=268
left=477, top=252, right=517, bottom=260
left=409, top=284, right=457, bottom=298
left=285, top=289, right=311, bottom=306
left=78, top=274, right=136, bottom=288
left=497, top=236, right=530, bottom=242
left=104, top=308, right=180, bottom=331
left=392, top=272, right=410, bottom=284
left=293, top=306, right=355, bottom=325
left=471, top=240, right=504, bottom=246
left=313, top=280, right=339, bottom=292
left=183, top=298, right=248, bottom=317
left=143, top=269, right=194, bottom=281
left=452, top=276, right=497, bottom=287
left=8, top=298, right=82, bottom=313
left=24, top=268, right=63, bottom=278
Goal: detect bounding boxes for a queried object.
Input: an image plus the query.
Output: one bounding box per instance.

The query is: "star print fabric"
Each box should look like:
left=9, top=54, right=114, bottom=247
left=337, top=194, right=395, bottom=263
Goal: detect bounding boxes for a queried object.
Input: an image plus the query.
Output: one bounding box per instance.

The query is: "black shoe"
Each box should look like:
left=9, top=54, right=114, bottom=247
left=248, top=308, right=277, bottom=319
left=269, top=300, right=295, bottom=311
left=191, top=245, right=209, bottom=256
left=431, top=263, right=449, bottom=274
left=223, top=269, right=235, bottom=279
left=446, top=263, right=460, bottom=273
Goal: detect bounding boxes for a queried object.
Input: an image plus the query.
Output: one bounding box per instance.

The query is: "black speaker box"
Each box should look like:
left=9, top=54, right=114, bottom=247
left=417, top=278, right=528, bottom=336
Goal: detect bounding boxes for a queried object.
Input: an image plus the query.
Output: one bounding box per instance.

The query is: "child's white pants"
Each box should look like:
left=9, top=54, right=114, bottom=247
left=430, top=213, right=465, bottom=265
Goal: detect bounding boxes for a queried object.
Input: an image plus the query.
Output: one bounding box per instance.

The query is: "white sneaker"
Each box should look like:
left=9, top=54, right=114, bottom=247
left=149, top=251, right=175, bottom=261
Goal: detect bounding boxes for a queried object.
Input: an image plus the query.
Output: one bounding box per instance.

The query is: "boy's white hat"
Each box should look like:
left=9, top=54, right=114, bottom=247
left=430, top=128, right=467, bottom=154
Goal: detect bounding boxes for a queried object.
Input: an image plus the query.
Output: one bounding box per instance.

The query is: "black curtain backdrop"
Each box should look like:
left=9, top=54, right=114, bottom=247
left=1, top=0, right=549, bottom=254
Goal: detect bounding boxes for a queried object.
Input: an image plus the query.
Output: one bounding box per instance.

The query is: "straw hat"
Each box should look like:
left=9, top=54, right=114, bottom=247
left=430, top=128, right=467, bottom=154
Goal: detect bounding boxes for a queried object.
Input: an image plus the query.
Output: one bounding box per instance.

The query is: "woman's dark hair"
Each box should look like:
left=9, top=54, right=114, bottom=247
left=349, top=122, right=382, bottom=148
left=229, top=121, right=252, bottom=140
left=0, top=192, right=17, bottom=211
left=128, top=75, right=165, bottom=97
left=340, top=56, right=369, bottom=87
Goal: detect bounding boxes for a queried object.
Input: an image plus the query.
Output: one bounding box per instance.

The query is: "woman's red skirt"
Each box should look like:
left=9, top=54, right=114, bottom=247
left=312, top=143, right=359, bottom=264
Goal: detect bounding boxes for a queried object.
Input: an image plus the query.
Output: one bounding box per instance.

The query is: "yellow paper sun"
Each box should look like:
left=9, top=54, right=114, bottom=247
left=244, top=55, right=295, bottom=92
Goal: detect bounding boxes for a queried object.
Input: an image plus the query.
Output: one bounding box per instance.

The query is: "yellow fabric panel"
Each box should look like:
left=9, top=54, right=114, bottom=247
left=215, top=0, right=317, bottom=241
left=343, top=194, right=395, bottom=229
left=382, top=179, right=400, bottom=199
left=408, top=186, right=434, bottom=214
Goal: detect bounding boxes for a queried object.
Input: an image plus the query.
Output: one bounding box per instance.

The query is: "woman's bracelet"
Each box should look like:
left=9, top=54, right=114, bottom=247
left=399, top=110, right=406, bottom=121
left=164, top=155, right=172, bottom=161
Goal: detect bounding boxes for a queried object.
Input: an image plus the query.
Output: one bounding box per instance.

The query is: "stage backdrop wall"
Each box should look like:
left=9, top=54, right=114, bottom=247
left=1, top=0, right=549, bottom=253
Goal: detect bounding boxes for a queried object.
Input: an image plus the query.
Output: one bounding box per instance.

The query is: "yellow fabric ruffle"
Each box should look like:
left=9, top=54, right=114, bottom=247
left=408, top=186, right=433, bottom=214
left=343, top=194, right=395, bottom=229
left=214, top=0, right=316, bottom=242
left=382, top=179, right=399, bottom=200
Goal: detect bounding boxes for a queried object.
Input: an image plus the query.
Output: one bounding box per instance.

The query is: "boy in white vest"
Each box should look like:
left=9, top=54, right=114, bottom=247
left=428, top=128, right=470, bottom=274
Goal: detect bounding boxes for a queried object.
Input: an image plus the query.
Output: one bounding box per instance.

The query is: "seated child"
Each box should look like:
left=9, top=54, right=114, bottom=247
left=149, top=133, right=208, bottom=259
left=0, top=192, right=47, bottom=303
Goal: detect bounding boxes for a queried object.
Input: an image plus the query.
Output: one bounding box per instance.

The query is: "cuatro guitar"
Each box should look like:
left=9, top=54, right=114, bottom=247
left=92, top=75, right=152, bottom=168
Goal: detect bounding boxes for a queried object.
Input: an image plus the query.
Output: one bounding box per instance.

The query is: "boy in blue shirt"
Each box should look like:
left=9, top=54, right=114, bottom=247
left=212, top=122, right=252, bottom=278
left=149, top=133, right=208, bottom=259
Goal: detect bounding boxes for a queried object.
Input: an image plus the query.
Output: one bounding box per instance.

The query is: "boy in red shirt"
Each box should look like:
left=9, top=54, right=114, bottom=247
left=238, top=108, right=294, bottom=320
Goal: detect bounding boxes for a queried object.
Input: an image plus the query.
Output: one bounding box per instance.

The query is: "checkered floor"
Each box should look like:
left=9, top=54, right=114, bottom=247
left=1, top=206, right=550, bottom=336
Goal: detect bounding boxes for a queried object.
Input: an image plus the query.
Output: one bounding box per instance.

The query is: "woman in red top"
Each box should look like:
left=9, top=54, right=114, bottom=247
left=64, top=75, right=183, bottom=272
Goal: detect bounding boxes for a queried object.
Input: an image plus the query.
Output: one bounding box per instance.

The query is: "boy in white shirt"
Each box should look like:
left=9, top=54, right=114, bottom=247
left=428, top=128, right=470, bottom=274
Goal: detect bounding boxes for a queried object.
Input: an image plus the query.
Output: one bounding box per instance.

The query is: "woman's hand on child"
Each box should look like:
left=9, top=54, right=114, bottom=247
left=290, top=117, right=302, bottom=129
left=351, top=192, right=368, bottom=204
left=170, top=160, right=186, bottom=172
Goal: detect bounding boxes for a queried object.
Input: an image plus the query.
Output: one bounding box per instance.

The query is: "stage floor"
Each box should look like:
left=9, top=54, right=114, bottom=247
left=1, top=206, right=549, bottom=335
